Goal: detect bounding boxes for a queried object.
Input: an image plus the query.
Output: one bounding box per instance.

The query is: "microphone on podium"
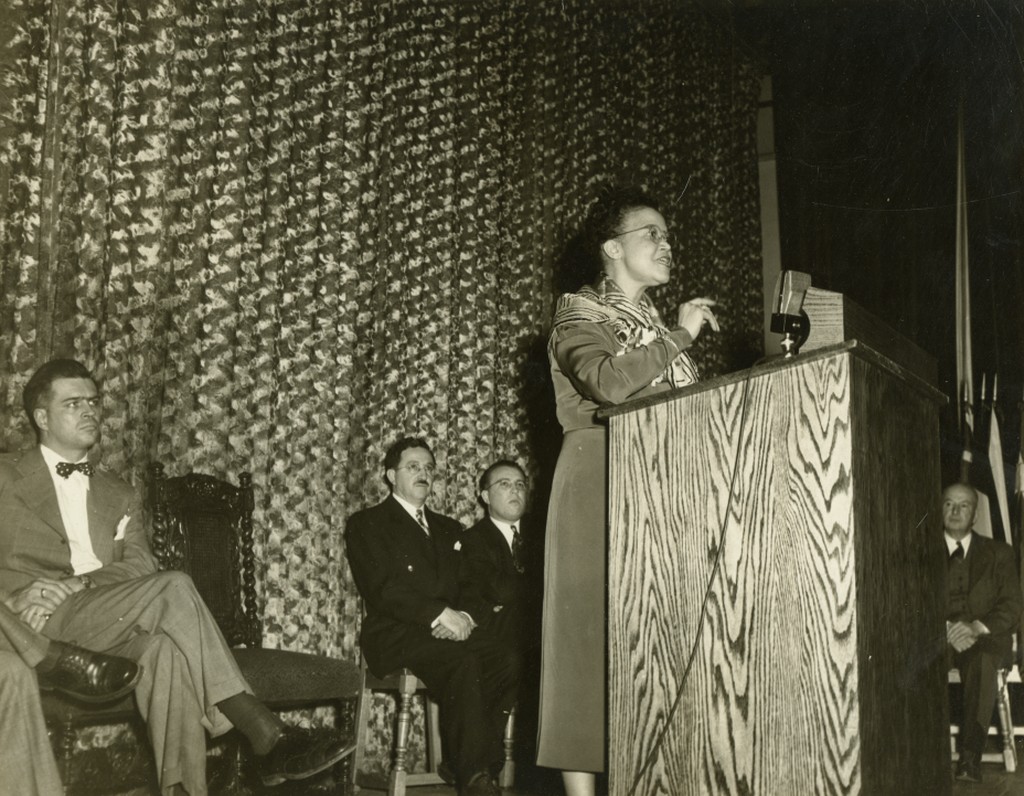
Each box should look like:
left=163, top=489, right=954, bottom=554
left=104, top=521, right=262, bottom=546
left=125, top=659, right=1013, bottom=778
left=769, top=270, right=812, bottom=357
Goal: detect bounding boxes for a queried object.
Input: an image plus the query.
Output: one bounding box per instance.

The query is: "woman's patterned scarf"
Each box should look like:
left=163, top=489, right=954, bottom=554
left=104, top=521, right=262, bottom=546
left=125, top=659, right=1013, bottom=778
left=551, top=276, right=700, bottom=389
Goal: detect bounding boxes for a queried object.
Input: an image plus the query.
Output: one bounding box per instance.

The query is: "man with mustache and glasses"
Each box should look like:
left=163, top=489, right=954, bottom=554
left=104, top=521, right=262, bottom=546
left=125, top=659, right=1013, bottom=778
left=0, top=359, right=354, bottom=795
left=346, top=437, right=521, bottom=796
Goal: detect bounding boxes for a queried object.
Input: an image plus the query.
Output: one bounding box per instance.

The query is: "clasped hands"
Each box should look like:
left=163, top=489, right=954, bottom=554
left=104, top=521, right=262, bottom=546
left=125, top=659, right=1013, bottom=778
left=947, top=619, right=988, bottom=653
left=432, top=606, right=477, bottom=642
left=5, top=577, right=86, bottom=632
left=677, top=297, right=720, bottom=340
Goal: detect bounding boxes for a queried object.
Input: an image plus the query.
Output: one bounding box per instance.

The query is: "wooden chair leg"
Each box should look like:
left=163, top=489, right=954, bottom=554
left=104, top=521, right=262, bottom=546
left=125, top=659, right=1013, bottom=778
left=499, top=707, right=516, bottom=788
left=58, top=718, right=75, bottom=794
left=351, top=679, right=371, bottom=791
left=389, top=678, right=416, bottom=796
left=425, top=695, right=443, bottom=774
left=995, top=669, right=1017, bottom=772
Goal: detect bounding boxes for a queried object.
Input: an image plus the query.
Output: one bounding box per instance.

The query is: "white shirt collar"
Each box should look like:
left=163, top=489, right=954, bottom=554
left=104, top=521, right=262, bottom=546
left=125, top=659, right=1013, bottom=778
left=490, top=516, right=518, bottom=534
left=945, top=531, right=972, bottom=557
left=40, top=444, right=89, bottom=466
left=392, top=493, right=427, bottom=522
left=489, top=516, right=520, bottom=550
left=40, top=444, right=91, bottom=488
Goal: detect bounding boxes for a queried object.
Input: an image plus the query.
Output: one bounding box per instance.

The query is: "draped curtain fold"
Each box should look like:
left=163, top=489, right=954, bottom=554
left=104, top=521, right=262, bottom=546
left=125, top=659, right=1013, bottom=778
left=0, top=0, right=762, bottom=670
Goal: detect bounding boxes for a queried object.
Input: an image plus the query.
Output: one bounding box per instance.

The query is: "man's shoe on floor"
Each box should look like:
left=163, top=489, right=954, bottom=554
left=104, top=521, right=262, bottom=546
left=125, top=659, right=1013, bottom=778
left=257, top=726, right=356, bottom=787
left=460, top=770, right=501, bottom=796
left=37, top=641, right=142, bottom=703
left=955, top=752, right=983, bottom=783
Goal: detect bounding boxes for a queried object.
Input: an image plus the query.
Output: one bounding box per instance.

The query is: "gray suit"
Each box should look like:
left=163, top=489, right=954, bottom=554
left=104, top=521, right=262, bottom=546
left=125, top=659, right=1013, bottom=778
left=0, top=643, right=62, bottom=794
left=0, top=448, right=252, bottom=796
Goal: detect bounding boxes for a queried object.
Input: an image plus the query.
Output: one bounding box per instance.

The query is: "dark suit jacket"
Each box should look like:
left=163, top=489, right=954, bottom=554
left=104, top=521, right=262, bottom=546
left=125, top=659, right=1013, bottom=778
left=459, top=516, right=527, bottom=641
left=0, top=448, right=157, bottom=600
left=950, top=531, right=1023, bottom=659
left=345, top=495, right=464, bottom=676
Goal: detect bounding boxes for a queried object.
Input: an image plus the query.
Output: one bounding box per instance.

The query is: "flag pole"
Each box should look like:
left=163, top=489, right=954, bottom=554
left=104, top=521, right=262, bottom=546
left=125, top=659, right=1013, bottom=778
left=1017, top=384, right=1024, bottom=543
left=1018, top=385, right=1024, bottom=664
left=962, top=381, right=970, bottom=483
left=955, top=100, right=973, bottom=441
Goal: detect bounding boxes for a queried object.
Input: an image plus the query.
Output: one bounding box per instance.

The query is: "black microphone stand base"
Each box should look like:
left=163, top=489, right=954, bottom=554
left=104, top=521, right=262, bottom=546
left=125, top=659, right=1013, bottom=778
left=770, top=311, right=811, bottom=358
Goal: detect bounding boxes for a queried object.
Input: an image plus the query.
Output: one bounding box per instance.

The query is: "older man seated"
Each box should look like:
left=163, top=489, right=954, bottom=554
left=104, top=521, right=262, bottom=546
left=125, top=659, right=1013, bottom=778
left=942, top=482, right=1022, bottom=783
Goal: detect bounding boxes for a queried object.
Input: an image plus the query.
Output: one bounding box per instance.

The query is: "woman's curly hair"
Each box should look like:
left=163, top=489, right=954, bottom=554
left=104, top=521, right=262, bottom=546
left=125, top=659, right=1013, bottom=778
left=581, top=184, right=661, bottom=264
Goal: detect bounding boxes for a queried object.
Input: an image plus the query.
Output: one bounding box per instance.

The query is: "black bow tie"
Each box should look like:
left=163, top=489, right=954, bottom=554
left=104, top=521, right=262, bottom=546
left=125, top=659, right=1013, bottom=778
left=55, top=461, right=94, bottom=479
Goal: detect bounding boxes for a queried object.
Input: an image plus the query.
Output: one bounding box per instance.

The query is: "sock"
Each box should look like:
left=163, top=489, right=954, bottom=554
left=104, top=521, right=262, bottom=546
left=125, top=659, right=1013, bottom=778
left=36, top=639, right=61, bottom=673
left=217, top=692, right=284, bottom=755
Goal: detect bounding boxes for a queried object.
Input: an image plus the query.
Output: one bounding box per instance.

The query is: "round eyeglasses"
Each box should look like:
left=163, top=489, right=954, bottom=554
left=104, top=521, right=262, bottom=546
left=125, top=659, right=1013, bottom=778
left=396, top=462, right=437, bottom=476
left=612, top=224, right=671, bottom=246
left=486, top=478, right=528, bottom=492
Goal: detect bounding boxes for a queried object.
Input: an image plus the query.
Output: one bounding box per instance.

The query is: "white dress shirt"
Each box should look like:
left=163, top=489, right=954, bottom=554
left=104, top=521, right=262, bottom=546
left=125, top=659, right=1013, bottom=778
left=392, top=493, right=430, bottom=533
left=944, top=530, right=988, bottom=634
left=489, top=516, right=518, bottom=554
left=40, top=445, right=102, bottom=575
left=945, top=531, right=972, bottom=558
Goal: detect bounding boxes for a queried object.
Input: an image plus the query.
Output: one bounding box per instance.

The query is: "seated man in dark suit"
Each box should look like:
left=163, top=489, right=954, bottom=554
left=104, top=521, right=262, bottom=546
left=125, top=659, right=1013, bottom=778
left=943, top=482, right=1023, bottom=783
left=459, top=459, right=530, bottom=649
left=0, top=358, right=354, bottom=796
left=346, top=437, right=521, bottom=796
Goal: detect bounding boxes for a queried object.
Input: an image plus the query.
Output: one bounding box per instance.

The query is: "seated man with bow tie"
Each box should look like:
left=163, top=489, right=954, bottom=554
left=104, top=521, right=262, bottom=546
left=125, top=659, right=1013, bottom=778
left=943, top=482, right=1023, bottom=784
left=346, top=437, right=521, bottom=796
left=0, top=358, right=354, bottom=795
left=459, top=460, right=532, bottom=651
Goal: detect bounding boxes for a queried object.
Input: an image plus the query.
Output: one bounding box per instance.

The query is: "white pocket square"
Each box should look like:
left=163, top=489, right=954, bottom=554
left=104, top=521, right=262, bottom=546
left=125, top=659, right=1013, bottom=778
left=115, top=514, right=131, bottom=541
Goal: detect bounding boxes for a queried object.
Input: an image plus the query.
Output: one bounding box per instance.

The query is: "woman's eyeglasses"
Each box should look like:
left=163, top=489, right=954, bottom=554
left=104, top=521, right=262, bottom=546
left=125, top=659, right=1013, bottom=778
left=612, top=224, right=671, bottom=246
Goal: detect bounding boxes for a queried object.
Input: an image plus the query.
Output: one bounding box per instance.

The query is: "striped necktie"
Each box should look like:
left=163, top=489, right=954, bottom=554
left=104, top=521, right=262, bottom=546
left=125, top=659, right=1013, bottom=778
left=511, top=524, right=524, bottom=573
left=415, top=508, right=430, bottom=536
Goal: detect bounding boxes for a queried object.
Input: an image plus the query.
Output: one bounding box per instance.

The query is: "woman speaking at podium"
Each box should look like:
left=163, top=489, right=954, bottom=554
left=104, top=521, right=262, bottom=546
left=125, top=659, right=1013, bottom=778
left=538, top=185, right=718, bottom=796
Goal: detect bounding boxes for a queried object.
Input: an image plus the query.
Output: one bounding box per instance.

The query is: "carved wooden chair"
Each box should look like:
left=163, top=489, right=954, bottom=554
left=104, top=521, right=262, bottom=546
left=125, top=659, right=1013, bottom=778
left=42, top=463, right=362, bottom=793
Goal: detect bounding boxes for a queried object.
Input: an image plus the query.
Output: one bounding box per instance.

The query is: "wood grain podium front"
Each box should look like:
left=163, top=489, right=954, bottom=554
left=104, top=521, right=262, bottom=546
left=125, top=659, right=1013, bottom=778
left=602, top=341, right=949, bottom=796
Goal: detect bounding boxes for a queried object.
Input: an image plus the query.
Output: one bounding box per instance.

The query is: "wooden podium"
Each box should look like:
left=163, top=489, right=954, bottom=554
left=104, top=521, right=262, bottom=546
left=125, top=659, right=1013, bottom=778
left=602, top=341, right=949, bottom=796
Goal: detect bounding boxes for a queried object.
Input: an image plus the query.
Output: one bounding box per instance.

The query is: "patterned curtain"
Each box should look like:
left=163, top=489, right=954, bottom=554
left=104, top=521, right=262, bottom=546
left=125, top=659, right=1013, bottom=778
left=0, top=0, right=761, bottom=768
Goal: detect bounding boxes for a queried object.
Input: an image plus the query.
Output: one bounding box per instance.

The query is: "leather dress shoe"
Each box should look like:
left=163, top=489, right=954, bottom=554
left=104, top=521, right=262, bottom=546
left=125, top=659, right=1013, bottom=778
left=955, top=752, right=982, bottom=783
left=37, top=641, right=142, bottom=704
left=461, top=770, right=501, bottom=796
left=257, top=726, right=356, bottom=787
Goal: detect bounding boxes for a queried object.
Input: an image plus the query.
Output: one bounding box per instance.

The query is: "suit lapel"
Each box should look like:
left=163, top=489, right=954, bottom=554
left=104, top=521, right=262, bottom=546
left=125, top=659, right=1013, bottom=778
left=87, top=470, right=121, bottom=563
left=967, top=531, right=992, bottom=586
left=15, top=449, right=67, bottom=540
left=485, top=517, right=515, bottom=570
left=14, top=448, right=121, bottom=562
left=385, top=496, right=435, bottom=557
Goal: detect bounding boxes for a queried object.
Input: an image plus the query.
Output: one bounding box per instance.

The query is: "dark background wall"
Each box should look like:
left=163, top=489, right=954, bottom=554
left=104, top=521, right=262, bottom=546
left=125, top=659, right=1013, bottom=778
left=735, top=0, right=1024, bottom=488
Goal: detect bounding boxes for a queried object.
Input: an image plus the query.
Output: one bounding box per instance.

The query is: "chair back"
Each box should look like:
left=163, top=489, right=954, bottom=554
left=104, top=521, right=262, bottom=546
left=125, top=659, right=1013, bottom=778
left=148, top=463, right=261, bottom=648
